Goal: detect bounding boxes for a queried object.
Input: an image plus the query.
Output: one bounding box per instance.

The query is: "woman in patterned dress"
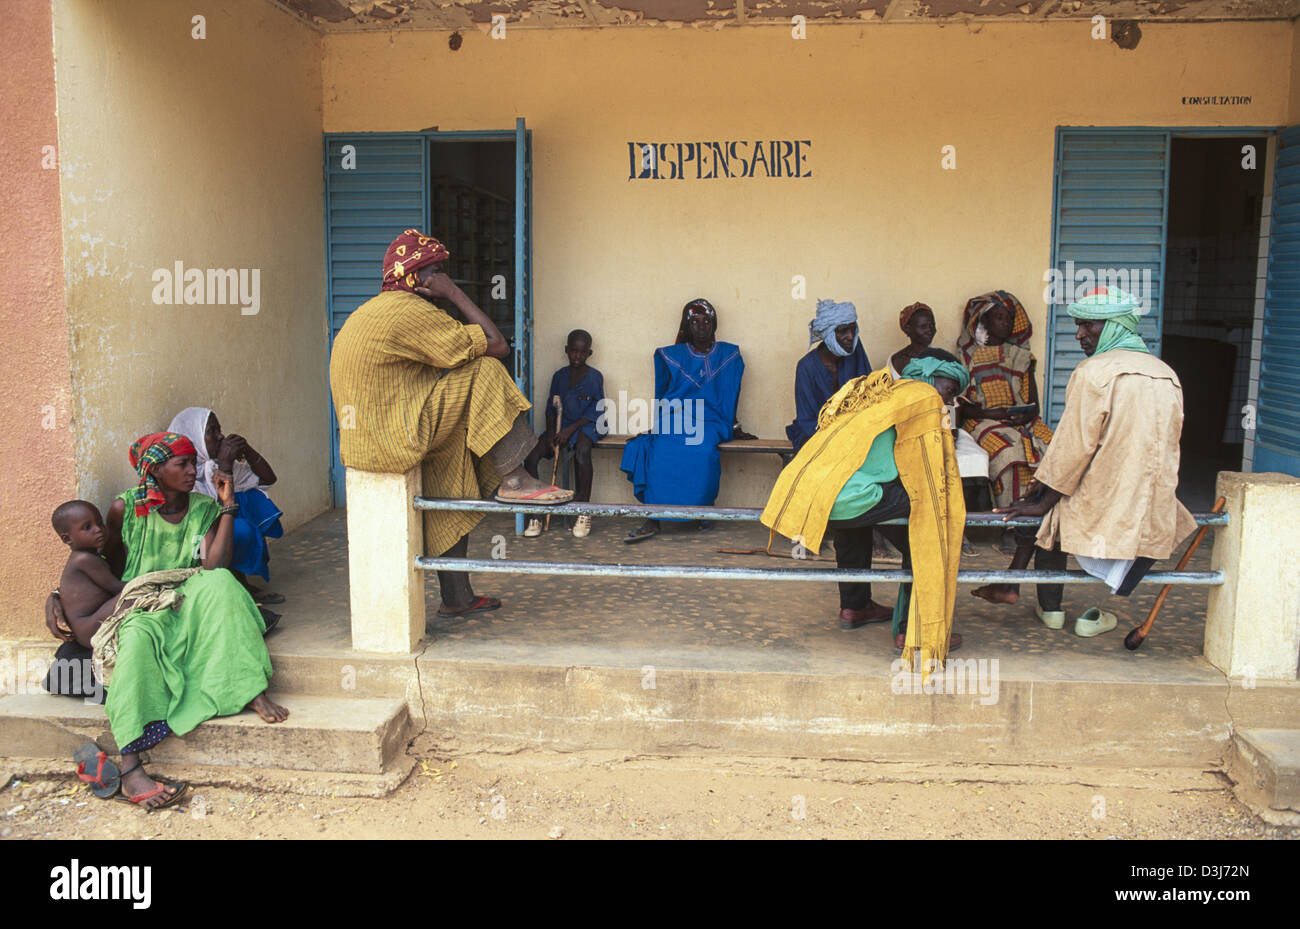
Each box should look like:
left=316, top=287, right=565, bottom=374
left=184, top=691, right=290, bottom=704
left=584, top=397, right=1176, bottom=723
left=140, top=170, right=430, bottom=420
left=954, top=291, right=1054, bottom=550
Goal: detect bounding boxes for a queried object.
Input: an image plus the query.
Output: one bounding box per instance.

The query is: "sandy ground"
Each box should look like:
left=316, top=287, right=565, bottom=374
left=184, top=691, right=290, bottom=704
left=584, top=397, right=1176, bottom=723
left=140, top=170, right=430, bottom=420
left=2, top=734, right=1297, bottom=840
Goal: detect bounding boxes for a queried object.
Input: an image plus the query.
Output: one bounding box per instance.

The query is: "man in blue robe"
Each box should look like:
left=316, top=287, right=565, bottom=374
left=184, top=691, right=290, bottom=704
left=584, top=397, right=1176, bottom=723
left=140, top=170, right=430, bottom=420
left=786, top=299, right=873, bottom=453
left=622, top=299, right=753, bottom=543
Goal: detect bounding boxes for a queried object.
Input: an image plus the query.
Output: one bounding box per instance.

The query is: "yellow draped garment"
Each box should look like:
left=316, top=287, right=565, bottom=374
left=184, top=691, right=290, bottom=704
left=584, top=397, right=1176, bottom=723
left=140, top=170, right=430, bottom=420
left=761, top=370, right=965, bottom=671
left=329, top=290, right=530, bottom=556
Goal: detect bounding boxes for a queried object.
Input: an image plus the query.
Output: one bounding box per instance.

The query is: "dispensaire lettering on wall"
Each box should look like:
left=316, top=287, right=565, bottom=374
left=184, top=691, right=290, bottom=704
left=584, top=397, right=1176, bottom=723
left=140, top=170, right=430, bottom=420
left=627, top=140, right=813, bottom=180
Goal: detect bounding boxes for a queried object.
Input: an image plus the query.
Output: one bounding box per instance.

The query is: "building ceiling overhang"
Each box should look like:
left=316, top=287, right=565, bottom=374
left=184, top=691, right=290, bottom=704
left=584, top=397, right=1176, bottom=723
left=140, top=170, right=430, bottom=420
left=273, top=0, right=1300, bottom=32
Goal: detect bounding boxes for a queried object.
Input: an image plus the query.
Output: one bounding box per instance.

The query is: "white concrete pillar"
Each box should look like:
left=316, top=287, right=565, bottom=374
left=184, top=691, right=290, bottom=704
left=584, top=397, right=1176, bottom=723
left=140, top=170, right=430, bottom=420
left=344, top=467, right=425, bottom=654
left=1205, top=471, right=1300, bottom=681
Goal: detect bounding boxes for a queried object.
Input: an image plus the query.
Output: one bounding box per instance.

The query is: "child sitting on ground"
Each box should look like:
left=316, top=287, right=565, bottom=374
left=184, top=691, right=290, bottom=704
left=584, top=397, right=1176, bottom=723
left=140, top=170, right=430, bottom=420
left=522, top=329, right=606, bottom=538
left=46, top=500, right=124, bottom=699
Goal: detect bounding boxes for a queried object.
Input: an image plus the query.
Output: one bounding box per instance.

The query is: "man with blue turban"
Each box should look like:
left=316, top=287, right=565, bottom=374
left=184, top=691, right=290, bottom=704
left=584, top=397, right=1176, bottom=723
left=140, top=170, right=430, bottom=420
left=979, top=287, right=1196, bottom=637
left=786, top=299, right=873, bottom=453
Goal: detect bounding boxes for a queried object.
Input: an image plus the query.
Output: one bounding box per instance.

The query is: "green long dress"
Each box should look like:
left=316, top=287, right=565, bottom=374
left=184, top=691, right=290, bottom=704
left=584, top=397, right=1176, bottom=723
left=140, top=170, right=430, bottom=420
left=105, top=491, right=273, bottom=749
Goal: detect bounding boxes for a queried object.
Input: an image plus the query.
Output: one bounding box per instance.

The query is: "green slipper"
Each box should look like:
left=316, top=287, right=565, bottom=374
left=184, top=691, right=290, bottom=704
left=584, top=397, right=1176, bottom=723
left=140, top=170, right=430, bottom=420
left=1074, top=607, right=1117, bottom=638
left=1035, top=604, right=1066, bottom=630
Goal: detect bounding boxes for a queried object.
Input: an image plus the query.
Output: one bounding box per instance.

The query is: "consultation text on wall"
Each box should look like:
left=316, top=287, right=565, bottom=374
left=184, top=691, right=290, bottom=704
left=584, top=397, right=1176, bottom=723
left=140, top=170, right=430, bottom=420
left=627, top=140, right=813, bottom=180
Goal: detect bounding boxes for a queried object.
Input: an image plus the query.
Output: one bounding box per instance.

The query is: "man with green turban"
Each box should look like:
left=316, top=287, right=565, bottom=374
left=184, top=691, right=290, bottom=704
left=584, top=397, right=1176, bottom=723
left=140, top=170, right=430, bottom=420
left=979, top=287, right=1196, bottom=637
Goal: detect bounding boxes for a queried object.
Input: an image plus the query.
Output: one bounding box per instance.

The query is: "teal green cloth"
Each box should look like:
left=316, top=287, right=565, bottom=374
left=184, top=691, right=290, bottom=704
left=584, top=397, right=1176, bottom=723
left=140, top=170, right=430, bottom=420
left=106, top=491, right=271, bottom=749
left=1067, top=287, right=1151, bottom=356
left=900, top=356, right=971, bottom=392
left=829, top=427, right=898, bottom=521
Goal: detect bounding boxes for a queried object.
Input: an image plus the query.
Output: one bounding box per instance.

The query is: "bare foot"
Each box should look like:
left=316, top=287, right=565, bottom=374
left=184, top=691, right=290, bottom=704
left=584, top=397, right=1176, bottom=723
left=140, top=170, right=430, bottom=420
left=247, top=692, right=289, bottom=723
left=120, top=766, right=180, bottom=810
left=971, top=584, right=1019, bottom=605
left=496, top=466, right=571, bottom=499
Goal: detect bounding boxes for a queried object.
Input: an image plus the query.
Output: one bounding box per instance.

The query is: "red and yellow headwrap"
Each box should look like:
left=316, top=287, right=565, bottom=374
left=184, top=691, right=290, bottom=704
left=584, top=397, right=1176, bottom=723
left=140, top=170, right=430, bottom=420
left=381, top=229, right=451, bottom=294
left=128, top=431, right=197, bottom=517
left=899, top=302, right=933, bottom=333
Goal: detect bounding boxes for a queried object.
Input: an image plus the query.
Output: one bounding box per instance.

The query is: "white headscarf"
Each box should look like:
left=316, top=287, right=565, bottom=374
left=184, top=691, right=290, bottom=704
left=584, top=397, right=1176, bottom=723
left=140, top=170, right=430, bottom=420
left=808, top=299, right=859, bottom=358
left=167, top=406, right=262, bottom=499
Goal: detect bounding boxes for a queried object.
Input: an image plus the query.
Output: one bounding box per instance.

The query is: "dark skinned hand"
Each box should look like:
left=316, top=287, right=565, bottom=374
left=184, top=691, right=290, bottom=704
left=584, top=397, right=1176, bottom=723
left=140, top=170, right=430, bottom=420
left=217, top=434, right=248, bottom=467
left=412, top=272, right=462, bottom=302
left=45, top=593, right=74, bottom=643
left=994, top=482, right=1058, bottom=520
left=212, top=469, right=237, bottom=507
left=732, top=428, right=758, bottom=441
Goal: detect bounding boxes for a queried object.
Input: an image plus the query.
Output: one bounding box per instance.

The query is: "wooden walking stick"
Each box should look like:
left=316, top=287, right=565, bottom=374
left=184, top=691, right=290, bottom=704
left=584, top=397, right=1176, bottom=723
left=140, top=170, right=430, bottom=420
left=1124, top=495, right=1225, bottom=651
left=543, top=395, right=563, bottom=531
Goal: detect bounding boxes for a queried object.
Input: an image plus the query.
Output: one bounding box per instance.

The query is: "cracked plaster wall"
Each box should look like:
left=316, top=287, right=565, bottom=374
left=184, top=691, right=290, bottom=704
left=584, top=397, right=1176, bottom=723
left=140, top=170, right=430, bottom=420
left=47, top=0, right=329, bottom=585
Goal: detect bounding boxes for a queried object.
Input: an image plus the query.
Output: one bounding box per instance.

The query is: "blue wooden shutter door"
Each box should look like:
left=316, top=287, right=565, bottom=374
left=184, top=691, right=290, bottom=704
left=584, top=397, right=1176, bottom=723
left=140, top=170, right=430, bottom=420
left=1047, top=130, right=1168, bottom=425
left=1254, top=126, right=1300, bottom=477
left=324, top=135, right=429, bottom=505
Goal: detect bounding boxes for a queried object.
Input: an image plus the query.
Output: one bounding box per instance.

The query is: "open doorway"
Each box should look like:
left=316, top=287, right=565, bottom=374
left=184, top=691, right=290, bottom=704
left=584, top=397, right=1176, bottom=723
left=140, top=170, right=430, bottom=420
left=428, top=141, right=518, bottom=346
left=1162, top=136, right=1267, bottom=508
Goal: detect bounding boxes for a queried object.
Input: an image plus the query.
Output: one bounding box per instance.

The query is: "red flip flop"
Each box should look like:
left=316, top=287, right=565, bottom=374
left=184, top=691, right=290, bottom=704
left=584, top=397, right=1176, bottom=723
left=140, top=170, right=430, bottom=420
left=494, top=485, right=573, bottom=505
left=116, top=780, right=188, bottom=812
left=437, top=595, right=502, bottom=617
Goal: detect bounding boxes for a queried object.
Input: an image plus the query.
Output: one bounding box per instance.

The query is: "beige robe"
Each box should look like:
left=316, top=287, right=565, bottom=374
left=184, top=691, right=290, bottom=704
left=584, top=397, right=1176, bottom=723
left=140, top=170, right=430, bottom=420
left=1035, top=349, right=1196, bottom=561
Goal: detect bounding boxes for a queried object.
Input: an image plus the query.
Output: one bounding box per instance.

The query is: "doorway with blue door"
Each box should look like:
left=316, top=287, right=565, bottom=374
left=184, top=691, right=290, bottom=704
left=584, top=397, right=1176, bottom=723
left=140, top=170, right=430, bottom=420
left=323, top=121, right=533, bottom=506
left=1047, top=126, right=1295, bottom=509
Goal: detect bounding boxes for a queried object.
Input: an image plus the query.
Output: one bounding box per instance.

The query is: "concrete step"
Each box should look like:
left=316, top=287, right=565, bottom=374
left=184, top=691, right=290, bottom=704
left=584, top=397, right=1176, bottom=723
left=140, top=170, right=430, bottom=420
left=2, top=638, right=420, bottom=704
left=415, top=656, right=1300, bottom=768
left=1228, top=728, right=1300, bottom=825
left=0, top=693, right=414, bottom=778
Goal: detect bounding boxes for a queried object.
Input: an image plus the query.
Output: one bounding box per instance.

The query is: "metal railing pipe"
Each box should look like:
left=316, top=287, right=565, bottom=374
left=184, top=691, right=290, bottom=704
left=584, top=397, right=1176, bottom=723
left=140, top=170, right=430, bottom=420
left=414, top=497, right=1230, bottom=529
left=416, top=556, right=1224, bottom=586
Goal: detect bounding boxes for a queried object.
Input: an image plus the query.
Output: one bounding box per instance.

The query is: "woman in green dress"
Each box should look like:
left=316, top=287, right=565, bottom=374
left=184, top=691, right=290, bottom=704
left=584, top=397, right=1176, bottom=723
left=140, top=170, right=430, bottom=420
left=57, top=432, right=289, bottom=809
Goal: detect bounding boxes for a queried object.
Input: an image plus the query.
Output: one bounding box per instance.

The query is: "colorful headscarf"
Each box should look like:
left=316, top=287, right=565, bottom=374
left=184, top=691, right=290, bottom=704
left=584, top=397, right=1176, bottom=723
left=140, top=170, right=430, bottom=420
left=899, top=302, right=933, bottom=334
left=956, top=291, right=1032, bottom=355
left=128, top=432, right=197, bottom=517
left=675, top=298, right=718, bottom=344
left=808, top=299, right=859, bottom=357
left=380, top=229, right=451, bottom=294
left=901, top=355, right=971, bottom=394
left=1068, top=286, right=1150, bottom=356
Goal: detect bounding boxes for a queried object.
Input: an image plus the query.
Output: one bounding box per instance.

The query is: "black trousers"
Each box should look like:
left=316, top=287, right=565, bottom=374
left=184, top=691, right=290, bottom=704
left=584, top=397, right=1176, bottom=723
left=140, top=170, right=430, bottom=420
left=828, top=480, right=912, bottom=611
left=1012, top=526, right=1155, bottom=609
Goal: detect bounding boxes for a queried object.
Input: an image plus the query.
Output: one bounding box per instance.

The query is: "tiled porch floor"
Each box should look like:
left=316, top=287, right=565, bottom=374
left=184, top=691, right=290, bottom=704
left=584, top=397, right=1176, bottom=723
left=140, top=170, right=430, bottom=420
left=265, top=508, right=1223, bottom=684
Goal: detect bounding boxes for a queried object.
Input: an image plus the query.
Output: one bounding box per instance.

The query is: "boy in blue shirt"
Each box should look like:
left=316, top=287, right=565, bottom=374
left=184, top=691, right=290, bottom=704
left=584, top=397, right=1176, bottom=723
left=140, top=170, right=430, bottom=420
left=523, top=329, right=606, bottom=537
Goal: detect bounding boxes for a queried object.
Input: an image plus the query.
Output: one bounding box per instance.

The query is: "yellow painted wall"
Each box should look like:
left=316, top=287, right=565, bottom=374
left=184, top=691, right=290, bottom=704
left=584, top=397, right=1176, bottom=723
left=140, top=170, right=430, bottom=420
left=52, top=0, right=328, bottom=528
left=323, top=21, right=1294, bottom=507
